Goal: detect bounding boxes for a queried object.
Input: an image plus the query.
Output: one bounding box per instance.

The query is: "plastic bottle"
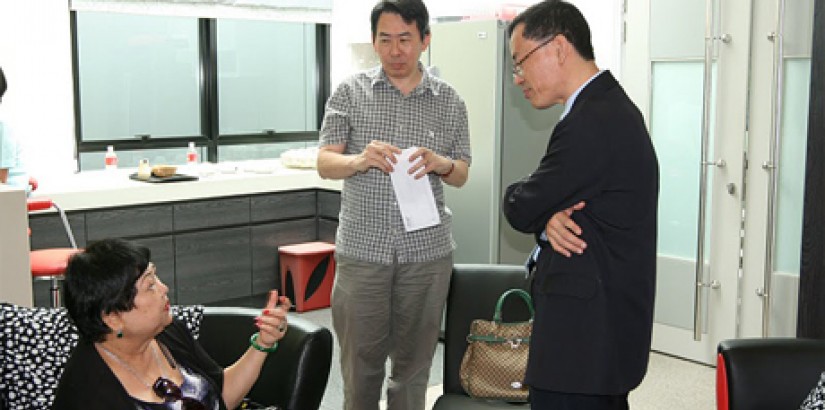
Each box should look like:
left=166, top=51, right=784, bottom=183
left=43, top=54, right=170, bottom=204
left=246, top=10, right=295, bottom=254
left=104, top=145, right=118, bottom=170
left=186, top=142, right=198, bottom=165
left=137, top=158, right=151, bottom=180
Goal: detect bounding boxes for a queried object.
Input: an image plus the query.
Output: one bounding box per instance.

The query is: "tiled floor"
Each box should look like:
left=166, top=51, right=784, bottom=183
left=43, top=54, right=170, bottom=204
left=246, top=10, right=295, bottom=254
left=211, top=297, right=716, bottom=410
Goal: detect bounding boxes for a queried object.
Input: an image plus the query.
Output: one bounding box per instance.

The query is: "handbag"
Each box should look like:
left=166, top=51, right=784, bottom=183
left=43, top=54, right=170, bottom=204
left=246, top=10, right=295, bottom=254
left=459, top=288, right=534, bottom=402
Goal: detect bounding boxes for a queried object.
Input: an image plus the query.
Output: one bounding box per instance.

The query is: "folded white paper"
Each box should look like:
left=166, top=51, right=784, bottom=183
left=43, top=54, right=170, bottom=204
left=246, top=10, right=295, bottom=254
left=390, top=146, right=441, bottom=232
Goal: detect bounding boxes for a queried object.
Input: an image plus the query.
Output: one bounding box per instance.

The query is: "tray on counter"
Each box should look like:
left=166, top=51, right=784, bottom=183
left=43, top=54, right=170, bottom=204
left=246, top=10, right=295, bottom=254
left=129, top=173, right=199, bottom=183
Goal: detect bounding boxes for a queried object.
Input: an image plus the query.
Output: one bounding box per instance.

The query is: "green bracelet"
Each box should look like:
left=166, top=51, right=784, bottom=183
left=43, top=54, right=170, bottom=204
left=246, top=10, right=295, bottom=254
left=249, top=332, right=278, bottom=353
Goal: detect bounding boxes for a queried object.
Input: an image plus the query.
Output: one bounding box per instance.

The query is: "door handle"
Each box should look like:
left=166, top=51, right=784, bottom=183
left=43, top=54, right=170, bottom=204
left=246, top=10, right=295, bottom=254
left=702, top=159, right=727, bottom=168
left=693, top=0, right=721, bottom=342
left=759, top=0, right=787, bottom=338
left=698, top=280, right=721, bottom=290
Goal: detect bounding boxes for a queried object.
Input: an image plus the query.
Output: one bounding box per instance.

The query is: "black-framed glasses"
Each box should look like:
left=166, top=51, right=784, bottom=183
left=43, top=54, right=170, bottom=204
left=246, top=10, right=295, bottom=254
left=512, top=35, right=557, bottom=78
left=152, top=377, right=208, bottom=410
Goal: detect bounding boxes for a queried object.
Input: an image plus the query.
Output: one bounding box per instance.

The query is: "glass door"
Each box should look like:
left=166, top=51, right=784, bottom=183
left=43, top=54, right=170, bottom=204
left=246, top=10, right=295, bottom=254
left=739, top=0, right=815, bottom=338
left=624, top=0, right=815, bottom=364
left=624, top=0, right=745, bottom=364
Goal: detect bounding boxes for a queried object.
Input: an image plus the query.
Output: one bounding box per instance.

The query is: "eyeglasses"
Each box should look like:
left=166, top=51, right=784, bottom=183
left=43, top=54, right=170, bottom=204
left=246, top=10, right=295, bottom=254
left=152, top=377, right=208, bottom=410
left=512, top=35, right=556, bottom=78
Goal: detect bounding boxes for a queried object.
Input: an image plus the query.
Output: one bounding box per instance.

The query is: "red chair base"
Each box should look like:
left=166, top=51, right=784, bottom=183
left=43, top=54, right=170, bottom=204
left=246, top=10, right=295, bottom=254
left=31, top=248, right=82, bottom=308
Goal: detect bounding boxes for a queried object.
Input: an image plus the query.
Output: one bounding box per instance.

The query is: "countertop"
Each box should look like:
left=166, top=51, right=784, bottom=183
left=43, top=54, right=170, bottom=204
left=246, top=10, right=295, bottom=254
left=31, top=160, right=342, bottom=212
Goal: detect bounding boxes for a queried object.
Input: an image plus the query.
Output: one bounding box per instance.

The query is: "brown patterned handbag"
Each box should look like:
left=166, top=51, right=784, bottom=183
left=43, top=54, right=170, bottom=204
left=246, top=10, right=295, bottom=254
left=459, top=288, right=533, bottom=402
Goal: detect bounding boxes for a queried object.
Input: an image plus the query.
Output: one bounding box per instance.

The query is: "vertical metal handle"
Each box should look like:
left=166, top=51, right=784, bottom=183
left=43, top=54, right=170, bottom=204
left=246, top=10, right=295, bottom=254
left=759, top=0, right=787, bottom=337
left=693, top=0, right=719, bottom=342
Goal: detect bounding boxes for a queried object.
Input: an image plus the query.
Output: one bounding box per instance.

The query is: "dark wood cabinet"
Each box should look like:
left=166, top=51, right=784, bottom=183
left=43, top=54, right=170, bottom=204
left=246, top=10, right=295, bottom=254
left=317, top=189, right=342, bottom=219
left=86, top=204, right=174, bottom=240
left=28, top=189, right=340, bottom=307
left=28, top=213, right=86, bottom=249
left=251, top=219, right=317, bottom=295
left=250, top=190, right=316, bottom=222
left=174, top=197, right=250, bottom=231
left=175, top=227, right=252, bottom=304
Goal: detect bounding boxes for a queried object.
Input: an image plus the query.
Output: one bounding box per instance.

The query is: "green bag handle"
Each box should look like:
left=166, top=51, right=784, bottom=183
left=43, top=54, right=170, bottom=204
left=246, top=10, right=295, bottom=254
left=492, top=288, right=534, bottom=323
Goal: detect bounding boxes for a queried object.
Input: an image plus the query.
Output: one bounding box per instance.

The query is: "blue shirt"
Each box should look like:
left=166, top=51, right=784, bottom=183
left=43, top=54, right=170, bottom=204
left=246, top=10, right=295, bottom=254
left=0, top=121, right=29, bottom=192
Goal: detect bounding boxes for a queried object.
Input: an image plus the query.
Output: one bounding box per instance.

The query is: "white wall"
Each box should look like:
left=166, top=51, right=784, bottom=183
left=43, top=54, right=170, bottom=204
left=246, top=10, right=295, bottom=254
left=330, top=0, right=624, bottom=86
left=0, top=0, right=623, bottom=180
left=0, top=1, right=78, bottom=180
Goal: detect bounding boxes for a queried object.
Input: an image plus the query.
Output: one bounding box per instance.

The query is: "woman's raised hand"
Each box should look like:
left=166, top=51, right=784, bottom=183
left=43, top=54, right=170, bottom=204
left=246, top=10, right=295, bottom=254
left=255, top=290, right=292, bottom=348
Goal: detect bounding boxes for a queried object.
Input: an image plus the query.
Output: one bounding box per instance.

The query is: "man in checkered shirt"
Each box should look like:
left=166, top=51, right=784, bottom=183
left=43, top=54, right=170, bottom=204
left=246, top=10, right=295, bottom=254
left=317, top=1, right=470, bottom=409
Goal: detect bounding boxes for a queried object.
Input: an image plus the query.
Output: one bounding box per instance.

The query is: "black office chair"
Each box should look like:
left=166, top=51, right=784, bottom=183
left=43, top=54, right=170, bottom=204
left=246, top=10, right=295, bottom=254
left=716, top=338, right=825, bottom=410
left=432, top=264, right=531, bottom=409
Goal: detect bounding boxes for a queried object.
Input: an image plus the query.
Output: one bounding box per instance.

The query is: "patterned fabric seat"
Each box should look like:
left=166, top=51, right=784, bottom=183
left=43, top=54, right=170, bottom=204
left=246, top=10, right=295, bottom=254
left=801, top=372, right=825, bottom=410
left=0, top=303, right=203, bottom=410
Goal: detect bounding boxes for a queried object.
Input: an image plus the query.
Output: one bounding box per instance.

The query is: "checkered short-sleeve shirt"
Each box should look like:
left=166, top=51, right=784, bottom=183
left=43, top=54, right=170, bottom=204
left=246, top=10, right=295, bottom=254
left=320, top=65, right=471, bottom=265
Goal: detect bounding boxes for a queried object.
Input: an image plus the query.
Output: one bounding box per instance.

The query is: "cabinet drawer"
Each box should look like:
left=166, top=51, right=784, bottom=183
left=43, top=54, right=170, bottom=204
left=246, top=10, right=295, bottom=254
left=250, top=191, right=316, bottom=223
left=86, top=205, right=173, bottom=240
left=250, top=218, right=317, bottom=295
left=318, top=218, right=338, bottom=243
left=317, top=190, right=341, bottom=219
left=175, top=226, right=251, bottom=304
left=174, top=197, right=250, bottom=231
left=28, top=212, right=86, bottom=250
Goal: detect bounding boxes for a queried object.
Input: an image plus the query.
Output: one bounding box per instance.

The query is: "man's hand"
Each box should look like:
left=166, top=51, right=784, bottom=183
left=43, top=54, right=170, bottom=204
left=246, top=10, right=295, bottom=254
left=351, top=140, right=402, bottom=174
left=545, top=201, right=587, bottom=257
left=406, top=147, right=452, bottom=179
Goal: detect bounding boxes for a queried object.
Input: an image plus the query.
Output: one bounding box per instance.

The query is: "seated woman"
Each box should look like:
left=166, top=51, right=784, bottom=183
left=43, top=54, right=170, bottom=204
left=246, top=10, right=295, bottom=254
left=53, top=238, right=291, bottom=410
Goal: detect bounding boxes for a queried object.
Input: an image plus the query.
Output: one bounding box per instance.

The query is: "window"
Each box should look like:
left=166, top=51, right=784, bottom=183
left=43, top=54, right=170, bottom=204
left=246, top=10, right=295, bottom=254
left=218, top=19, right=317, bottom=135
left=76, top=12, right=201, bottom=142
left=72, top=11, right=329, bottom=170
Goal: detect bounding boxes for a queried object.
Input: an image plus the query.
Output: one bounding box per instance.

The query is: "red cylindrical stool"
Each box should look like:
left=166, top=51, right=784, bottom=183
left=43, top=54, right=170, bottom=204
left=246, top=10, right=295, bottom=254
left=278, top=241, right=336, bottom=312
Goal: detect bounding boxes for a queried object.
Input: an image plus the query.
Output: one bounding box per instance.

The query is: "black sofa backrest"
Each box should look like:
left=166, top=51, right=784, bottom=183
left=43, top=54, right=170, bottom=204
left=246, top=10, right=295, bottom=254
left=200, top=306, right=333, bottom=410
left=717, top=337, right=825, bottom=410
left=442, top=264, right=531, bottom=396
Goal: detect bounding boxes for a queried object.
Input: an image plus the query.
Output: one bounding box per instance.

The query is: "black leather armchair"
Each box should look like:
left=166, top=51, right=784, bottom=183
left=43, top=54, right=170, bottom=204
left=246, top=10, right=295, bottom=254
left=0, top=305, right=333, bottom=410
left=200, top=307, right=333, bottom=410
left=716, top=338, right=825, bottom=410
left=432, top=264, right=531, bottom=409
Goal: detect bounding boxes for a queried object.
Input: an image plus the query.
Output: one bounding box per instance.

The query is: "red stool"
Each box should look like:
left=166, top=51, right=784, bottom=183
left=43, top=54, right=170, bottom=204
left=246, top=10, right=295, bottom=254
left=28, top=198, right=81, bottom=308
left=279, top=242, right=336, bottom=312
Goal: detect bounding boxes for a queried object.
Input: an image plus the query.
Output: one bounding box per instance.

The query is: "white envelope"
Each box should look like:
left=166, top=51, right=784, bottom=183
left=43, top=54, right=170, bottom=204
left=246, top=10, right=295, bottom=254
left=390, top=147, right=441, bottom=232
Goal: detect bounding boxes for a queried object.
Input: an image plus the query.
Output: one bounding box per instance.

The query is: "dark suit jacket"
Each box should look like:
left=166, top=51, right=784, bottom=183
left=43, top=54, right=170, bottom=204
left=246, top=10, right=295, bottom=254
left=503, top=70, right=659, bottom=395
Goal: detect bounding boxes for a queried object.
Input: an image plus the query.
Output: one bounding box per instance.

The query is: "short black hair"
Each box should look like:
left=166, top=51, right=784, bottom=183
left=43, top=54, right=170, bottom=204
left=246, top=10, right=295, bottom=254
left=370, top=0, right=430, bottom=42
left=64, top=238, right=151, bottom=343
left=508, top=0, right=595, bottom=61
left=0, top=66, right=7, bottom=100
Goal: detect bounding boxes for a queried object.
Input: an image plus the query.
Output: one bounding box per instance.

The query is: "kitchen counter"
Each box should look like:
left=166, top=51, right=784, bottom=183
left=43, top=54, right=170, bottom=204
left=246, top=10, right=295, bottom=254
left=21, top=160, right=344, bottom=307
left=31, top=160, right=341, bottom=211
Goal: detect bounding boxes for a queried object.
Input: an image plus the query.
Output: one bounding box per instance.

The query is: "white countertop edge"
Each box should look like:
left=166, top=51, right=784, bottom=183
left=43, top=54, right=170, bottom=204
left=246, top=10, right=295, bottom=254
left=30, top=166, right=342, bottom=212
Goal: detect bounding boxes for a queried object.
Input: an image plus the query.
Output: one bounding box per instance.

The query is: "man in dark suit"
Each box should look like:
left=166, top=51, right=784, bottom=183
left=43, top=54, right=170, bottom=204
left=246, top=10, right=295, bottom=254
left=502, top=1, right=659, bottom=409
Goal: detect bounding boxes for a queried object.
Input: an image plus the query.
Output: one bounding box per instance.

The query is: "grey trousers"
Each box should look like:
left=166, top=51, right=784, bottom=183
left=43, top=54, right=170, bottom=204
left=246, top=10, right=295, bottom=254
left=331, top=253, right=453, bottom=410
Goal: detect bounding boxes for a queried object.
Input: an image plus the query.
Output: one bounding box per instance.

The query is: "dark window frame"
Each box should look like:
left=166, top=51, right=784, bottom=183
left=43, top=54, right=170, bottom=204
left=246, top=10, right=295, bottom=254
left=70, top=12, right=329, bottom=165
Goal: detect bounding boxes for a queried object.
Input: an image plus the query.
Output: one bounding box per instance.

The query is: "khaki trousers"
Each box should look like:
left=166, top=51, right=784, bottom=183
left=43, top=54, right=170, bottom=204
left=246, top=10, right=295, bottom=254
left=331, top=253, right=452, bottom=410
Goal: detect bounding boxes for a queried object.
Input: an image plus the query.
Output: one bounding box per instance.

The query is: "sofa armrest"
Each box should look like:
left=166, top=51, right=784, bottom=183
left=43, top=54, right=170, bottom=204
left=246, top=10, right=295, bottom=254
left=717, top=338, right=825, bottom=410
left=198, top=306, right=333, bottom=410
